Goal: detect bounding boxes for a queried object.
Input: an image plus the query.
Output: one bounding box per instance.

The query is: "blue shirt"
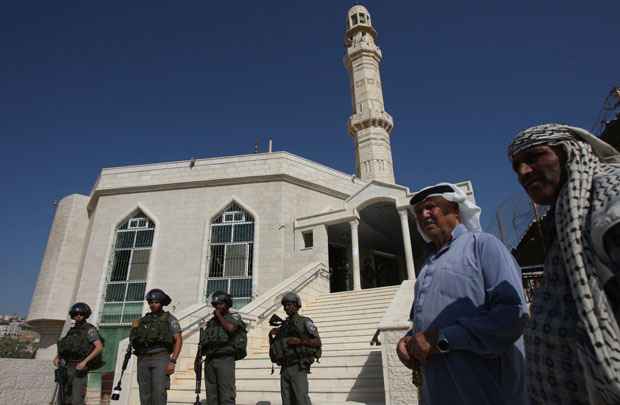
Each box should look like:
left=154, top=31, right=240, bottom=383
left=409, top=224, right=529, bottom=405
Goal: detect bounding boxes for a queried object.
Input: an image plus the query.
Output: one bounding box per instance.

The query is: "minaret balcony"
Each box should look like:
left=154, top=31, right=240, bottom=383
left=345, top=46, right=383, bottom=64
left=348, top=110, right=394, bottom=135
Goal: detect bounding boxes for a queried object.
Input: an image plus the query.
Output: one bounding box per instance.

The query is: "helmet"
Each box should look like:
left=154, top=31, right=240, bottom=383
left=68, top=302, right=92, bottom=318
left=281, top=292, right=301, bottom=307
left=210, top=291, right=233, bottom=308
left=145, top=289, right=172, bottom=306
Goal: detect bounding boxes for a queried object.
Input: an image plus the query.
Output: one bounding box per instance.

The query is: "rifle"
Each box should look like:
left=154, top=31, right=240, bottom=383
left=49, top=381, right=59, bottom=405
left=268, top=314, right=284, bottom=328
left=111, top=344, right=133, bottom=401
left=50, top=361, right=67, bottom=405
left=193, top=326, right=205, bottom=405
left=268, top=314, right=285, bottom=374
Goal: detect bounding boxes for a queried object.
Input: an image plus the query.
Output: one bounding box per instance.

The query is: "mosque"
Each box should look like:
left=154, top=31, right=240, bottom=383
left=27, top=5, right=473, bottom=404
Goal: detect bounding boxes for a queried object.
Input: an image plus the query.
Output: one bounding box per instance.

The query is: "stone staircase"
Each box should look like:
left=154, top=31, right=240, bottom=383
left=168, top=285, right=400, bottom=405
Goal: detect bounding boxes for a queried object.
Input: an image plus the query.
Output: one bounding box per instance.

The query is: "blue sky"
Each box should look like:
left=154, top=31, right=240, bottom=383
left=1, top=1, right=618, bottom=316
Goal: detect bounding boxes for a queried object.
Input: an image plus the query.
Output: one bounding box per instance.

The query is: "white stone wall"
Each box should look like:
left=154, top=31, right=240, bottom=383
left=91, top=152, right=362, bottom=207
left=28, top=194, right=90, bottom=322
left=378, top=280, right=419, bottom=404
left=0, top=359, right=56, bottom=405
left=381, top=329, right=420, bottom=405
left=73, top=180, right=344, bottom=325
left=284, top=182, right=340, bottom=276
left=28, top=320, right=65, bottom=360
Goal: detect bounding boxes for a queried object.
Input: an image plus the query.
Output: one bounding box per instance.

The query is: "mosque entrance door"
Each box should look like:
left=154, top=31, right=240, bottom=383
left=357, top=201, right=408, bottom=288
left=329, top=243, right=350, bottom=293
left=373, top=252, right=399, bottom=287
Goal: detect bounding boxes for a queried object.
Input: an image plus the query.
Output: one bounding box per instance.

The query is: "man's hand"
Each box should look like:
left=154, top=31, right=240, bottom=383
left=75, top=360, right=88, bottom=371
left=287, top=337, right=302, bottom=347
left=53, top=357, right=60, bottom=367
left=396, top=336, right=417, bottom=369
left=166, top=362, right=176, bottom=375
left=407, top=329, right=439, bottom=364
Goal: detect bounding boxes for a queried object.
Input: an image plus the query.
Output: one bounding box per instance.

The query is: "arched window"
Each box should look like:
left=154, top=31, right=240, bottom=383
left=100, top=211, right=155, bottom=325
left=206, top=202, right=254, bottom=308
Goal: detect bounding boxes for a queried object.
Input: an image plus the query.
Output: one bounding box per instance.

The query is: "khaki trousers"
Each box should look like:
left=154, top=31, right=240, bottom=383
left=280, top=364, right=312, bottom=405
left=137, top=352, right=170, bottom=405
left=205, top=355, right=236, bottom=405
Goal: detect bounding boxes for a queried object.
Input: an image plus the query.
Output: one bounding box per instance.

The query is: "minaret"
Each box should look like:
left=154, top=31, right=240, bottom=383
left=344, top=5, right=395, bottom=183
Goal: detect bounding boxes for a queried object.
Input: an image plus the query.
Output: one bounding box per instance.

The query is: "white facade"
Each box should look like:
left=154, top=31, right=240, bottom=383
left=25, top=6, right=476, bottom=403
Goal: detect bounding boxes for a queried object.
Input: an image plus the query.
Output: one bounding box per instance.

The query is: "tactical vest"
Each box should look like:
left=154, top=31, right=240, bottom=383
left=130, top=311, right=174, bottom=355
left=200, top=313, right=247, bottom=360
left=270, top=314, right=321, bottom=367
left=57, top=323, right=105, bottom=369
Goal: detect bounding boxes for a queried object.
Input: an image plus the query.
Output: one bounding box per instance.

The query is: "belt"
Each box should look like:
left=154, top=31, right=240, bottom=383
left=139, top=351, right=169, bottom=357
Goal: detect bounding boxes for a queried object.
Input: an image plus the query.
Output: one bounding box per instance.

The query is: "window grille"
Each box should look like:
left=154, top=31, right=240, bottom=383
left=100, top=211, right=154, bottom=325
left=207, top=202, right=254, bottom=308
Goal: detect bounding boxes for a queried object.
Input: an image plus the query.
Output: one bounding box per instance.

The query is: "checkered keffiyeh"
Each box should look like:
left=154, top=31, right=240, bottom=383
left=509, top=123, right=620, bottom=404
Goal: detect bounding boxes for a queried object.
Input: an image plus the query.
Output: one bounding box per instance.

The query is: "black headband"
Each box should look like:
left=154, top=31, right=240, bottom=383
left=410, top=185, right=455, bottom=206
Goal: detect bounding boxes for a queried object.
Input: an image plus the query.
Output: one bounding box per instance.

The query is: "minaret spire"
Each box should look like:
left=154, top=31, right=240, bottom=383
left=344, top=5, right=395, bottom=183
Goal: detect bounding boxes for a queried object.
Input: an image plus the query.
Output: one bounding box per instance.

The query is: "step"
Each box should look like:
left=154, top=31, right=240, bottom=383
left=306, top=305, right=388, bottom=316
left=175, top=364, right=382, bottom=383
left=313, top=320, right=380, bottom=333
left=251, top=340, right=374, bottom=352
left=307, top=289, right=398, bottom=302
left=170, top=376, right=384, bottom=393
left=196, top=351, right=382, bottom=369
left=317, top=286, right=399, bottom=297
left=302, top=300, right=392, bottom=314
left=309, top=293, right=398, bottom=307
left=310, top=308, right=386, bottom=322
left=177, top=350, right=383, bottom=375
left=312, top=287, right=398, bottom=299
left=168, top=388, right=385, bottom=404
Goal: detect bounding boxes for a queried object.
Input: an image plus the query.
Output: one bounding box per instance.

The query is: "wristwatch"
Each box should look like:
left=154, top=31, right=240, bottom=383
left=169, top=357, right=177, bottom=364
left=436, top=331, right=450, bottom=353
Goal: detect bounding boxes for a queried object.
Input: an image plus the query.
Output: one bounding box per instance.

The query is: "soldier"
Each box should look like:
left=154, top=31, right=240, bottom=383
left=131, top=289, right=182, bottom=405
left=54, top=302, right=104, bottom=405
left=269, top=292, right=321, bottom=405
left=200, top=291, right=247, bottom=405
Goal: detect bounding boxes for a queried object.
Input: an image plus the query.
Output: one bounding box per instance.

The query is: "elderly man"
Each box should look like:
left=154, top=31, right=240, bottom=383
left=509, top=123, right=620, bottom=405
left=397, top=182, right=529, bottom=405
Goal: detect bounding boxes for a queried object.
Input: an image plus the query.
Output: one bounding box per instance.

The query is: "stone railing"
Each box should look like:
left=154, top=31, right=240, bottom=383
left=376, top=279, right=418, bottom=405
left=240, top=262, right=329, bottom=321
left=111, top=262, right=329, bottom=405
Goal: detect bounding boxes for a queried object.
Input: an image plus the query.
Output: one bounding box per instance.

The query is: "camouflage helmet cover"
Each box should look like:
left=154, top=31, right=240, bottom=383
left=281, top=292, right=302, bottom=307
left=145, top=288, right=172, bottom=306
left=68, top=302, right=92, bottom=318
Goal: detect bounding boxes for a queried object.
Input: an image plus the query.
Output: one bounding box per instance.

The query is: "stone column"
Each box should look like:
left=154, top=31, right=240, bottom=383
left=398, top=208, right=416, bottom=282
left=350, top=219, right=362, bottom=290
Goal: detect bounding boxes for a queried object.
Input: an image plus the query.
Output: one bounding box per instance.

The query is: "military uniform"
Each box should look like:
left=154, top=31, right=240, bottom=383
left=277, top=313, right=320, bottom=405
left=57, top=322, right=102, bottom=405
left=131, top=311, right=181, bottom=405
left=201, top=312, right=246, bottom=405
